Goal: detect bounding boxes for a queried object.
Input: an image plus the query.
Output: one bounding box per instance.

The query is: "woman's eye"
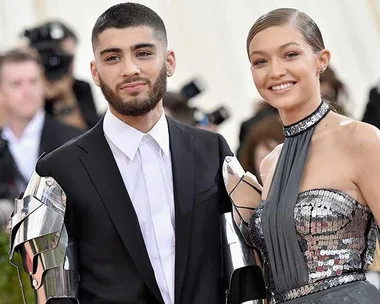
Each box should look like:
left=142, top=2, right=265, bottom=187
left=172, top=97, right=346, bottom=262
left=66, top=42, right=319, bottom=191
left=284, top=52, right=298, bottom=59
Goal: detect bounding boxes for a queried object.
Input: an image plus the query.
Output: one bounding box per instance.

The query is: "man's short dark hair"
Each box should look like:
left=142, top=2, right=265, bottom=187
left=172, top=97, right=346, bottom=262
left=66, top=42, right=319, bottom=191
left=91, top=3, right=167, bottom=49
left=0, top=48, right=43, bottom=77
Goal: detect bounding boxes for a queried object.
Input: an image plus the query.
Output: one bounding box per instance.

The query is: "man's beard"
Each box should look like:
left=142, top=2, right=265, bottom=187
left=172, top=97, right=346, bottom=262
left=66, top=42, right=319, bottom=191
left=99, top=65, right=167, bottom=117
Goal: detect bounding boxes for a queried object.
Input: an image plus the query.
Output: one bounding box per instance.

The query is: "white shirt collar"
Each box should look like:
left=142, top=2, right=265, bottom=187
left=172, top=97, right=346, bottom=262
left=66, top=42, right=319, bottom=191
left=103, top=108, right=170, bottom=161
left=2, top=110, right=45, bottom=142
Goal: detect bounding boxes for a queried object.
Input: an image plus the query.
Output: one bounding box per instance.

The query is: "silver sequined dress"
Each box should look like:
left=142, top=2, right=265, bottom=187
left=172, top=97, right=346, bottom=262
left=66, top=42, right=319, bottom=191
left=249, top=101, right=380, bottom=303
left=250, top=189, right=379, bottom=303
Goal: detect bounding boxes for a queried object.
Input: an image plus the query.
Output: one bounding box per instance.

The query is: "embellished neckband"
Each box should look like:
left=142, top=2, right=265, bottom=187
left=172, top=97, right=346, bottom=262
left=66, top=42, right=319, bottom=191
left=283, top=101, right=330, bottom=137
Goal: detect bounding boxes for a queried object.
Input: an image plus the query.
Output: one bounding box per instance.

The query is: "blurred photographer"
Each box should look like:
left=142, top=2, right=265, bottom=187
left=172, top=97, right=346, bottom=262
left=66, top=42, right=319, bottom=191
left=163, top=91, right=196, bottom=125
left=23, top=21, right=100, bottom=130
left=163, top=80, right=230, bottom=132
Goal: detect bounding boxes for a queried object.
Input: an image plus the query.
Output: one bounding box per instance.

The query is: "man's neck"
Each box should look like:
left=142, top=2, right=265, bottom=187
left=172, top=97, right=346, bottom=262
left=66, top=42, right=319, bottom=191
left=110, top=102, right=164, bottom=133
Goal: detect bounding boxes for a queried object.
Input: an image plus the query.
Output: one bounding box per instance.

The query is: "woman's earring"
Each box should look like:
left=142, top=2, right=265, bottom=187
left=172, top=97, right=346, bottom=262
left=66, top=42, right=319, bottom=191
left=319, top=66, right=325, bottom=74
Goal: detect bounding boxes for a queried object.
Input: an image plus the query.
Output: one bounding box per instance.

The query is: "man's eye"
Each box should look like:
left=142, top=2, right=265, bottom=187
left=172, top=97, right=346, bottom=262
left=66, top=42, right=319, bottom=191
left=253, top=59, right=266, bottom=66
left=136, top=51, right=152, bottom=57
left=105, top=55, right=120, bottom=61
left=11, top=82, right=21, bottom=87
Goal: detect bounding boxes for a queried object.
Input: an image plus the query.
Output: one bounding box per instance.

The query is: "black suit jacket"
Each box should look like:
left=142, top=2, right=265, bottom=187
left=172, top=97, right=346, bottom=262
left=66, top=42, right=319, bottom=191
left=0, top=115, right=82, bottom=200
left=39, top=114, right=83, bottom=155
left=36, top=117, right=233, bottom=304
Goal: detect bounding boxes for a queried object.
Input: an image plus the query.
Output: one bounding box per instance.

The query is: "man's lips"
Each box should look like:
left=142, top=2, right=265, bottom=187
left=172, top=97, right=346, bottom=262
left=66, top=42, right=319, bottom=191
left=119, top=82, right=147, bottom=92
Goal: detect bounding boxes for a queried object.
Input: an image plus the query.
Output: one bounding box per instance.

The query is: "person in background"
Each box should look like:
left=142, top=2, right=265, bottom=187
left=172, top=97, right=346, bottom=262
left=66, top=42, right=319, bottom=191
left=24, top=21, right=100, bottom=130
left=0, top=104, right=4, bottom=128
left=236, top=99, right=277, bottom=159
left=163, top=91, right=218, bottom=132
left=362, top=82, right=380, bottom=129
left=239, top=113, right=284, bottom=184
left=0, top=48, right=82, bottom=202
left=320, top=66, right=349, bottom=115
left=163, top=91, right=195, bottom=125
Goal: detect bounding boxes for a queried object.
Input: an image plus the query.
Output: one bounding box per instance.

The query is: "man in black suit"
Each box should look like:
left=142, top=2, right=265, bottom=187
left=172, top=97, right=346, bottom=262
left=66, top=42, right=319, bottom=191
left=0, top=48, right=82, bottom=201
left=33, top=3, right=233, bottom=303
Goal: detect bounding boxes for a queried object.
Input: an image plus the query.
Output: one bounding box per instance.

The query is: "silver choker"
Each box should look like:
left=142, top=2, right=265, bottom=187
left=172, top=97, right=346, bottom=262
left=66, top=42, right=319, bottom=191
left=283, top=101, right=330, bottom=137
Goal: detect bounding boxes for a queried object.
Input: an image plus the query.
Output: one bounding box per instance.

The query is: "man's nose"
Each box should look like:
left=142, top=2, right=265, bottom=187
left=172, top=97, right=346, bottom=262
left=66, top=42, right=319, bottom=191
left=122, top=58, right=140, bottom=77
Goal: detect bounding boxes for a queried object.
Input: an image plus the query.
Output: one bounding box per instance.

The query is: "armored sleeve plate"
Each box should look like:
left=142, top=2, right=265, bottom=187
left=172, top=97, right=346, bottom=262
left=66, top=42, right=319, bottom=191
left=9, top=170, right=79, bottom=303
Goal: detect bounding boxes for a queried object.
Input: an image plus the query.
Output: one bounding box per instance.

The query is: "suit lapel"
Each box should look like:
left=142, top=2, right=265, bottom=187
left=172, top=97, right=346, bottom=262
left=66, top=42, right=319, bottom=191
left=167, top=119, right=195, bottom=303
left=78, top=120, right=164, bottom=303
left=39, top=116, right=55, bottom=155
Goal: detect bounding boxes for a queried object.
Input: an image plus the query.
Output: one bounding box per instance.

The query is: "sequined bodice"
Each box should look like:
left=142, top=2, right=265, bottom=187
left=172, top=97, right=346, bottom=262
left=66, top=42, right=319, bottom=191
left=249, top=188, right=378, bottom=301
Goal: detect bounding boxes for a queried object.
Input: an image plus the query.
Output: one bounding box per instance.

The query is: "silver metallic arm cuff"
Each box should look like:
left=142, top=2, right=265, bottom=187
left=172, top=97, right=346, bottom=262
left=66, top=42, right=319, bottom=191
left=8, top=170, right=79, bottom=303
left=221, top=156, right=266, bottom=303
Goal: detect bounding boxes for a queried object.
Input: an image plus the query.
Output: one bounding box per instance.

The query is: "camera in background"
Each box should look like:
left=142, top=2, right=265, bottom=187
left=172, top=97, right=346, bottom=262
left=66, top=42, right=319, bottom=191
left=164, top=79, right=230, bottom=127
left=22, top=22, right=74, bottom=81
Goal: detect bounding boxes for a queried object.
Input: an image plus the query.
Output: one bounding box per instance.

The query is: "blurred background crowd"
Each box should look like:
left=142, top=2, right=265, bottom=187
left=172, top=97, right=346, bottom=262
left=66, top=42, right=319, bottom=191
left=1, top=0, right=380, bottom=301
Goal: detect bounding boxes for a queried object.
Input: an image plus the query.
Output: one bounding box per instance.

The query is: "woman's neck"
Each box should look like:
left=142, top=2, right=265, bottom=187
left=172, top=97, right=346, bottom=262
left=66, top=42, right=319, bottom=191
left=278, top=96, right=322, bottom=126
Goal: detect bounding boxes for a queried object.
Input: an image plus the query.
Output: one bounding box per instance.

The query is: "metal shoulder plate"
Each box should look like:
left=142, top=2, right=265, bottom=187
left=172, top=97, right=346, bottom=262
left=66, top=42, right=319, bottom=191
left=9, top=170, right=79, bottom=303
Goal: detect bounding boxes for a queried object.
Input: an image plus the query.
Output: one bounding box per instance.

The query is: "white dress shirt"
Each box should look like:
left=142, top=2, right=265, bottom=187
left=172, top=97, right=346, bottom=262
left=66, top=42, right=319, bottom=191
left=103, top=109, right=175, bottom=304
left=2, top=110, right=45, bottom=181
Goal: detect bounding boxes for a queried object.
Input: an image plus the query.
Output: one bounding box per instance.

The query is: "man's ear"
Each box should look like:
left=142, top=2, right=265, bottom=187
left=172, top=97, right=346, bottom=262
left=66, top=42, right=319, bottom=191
left=90, top=61, right=100, bottom=86
left=166, top=50, right=176, bottom=77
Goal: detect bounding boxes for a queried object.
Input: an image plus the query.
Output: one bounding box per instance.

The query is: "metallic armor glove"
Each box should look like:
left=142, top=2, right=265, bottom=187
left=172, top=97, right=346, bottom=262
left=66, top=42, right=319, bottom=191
left=221, top=156, right=266, bottom=304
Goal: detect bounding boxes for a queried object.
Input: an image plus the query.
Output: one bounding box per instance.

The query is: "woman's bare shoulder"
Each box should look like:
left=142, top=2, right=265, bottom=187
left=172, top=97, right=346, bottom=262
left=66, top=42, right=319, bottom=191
left=334, top=116, right=380, bottom=150
left=348, top=120, right=380, bottom=153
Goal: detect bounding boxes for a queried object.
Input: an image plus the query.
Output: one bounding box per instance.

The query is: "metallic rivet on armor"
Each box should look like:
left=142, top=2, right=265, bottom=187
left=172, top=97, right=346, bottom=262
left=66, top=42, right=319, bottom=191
left=32, top=279, right=38, bottom=287
left=46, top=178, right=54, bottom=187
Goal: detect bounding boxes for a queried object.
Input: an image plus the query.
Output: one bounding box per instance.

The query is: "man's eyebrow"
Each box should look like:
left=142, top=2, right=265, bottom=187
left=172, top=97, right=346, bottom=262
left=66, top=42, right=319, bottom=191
left=99, top=47, right=122, bottom=56
left=250, top=42, right=301, bottom=57
left=99, top=44, right=156, bottom=56
left=131, top=43, right=156, bottom=51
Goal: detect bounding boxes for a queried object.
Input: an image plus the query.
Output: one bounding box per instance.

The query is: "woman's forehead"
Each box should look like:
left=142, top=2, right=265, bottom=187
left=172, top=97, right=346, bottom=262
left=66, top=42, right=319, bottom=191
left=249, top=25, right=306, bottom=54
